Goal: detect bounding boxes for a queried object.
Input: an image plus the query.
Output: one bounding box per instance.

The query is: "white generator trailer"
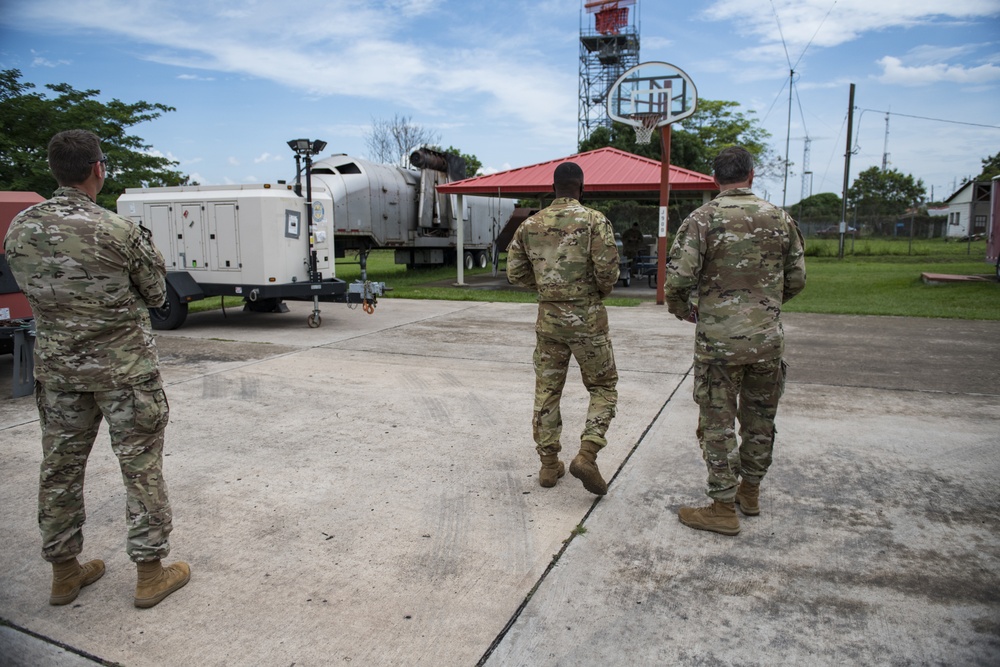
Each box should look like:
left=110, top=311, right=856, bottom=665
left=117, top=182, right=383, bottom=330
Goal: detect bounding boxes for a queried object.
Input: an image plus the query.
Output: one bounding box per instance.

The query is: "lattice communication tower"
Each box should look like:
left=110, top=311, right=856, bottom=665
left=579, top=0, right=640, bottom=145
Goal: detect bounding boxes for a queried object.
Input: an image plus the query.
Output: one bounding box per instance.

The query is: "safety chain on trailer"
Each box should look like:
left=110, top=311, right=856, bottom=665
left=348, top=280, right=378, bottom=314
left=362, top=280, right=377, bottom=314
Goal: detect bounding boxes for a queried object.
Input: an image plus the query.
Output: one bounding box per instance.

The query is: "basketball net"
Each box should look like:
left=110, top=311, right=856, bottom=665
left=630, top=113, right=661, bottom=145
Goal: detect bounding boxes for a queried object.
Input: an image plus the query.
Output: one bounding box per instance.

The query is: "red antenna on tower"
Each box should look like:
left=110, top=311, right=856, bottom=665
left=586, top=0, right=635, bottom=35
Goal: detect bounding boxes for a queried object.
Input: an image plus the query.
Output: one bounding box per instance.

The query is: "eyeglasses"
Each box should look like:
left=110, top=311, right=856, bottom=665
left=89, top=156, right=108, bottom=166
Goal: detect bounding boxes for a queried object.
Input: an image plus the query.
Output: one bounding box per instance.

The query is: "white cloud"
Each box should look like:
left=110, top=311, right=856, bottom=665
left=228, top=157, right=241, bottom=166
left=876, top=55, right=1000, bottom=85
left=480, top=163, right=512, bottom=176
left=3, top=0, right=580, bottom=155
left=31, top=56, right=71, bottom=67
left=30, top=49, right=70, bottom=67
left=701, top=0, right=1000, bottom=57
left=177, top=73, right=215, bottom=81
left=253, top=152, right=284, bottom=164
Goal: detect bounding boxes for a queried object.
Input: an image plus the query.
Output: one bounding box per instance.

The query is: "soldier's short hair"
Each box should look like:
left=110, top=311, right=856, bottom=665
left=553, top=161, right=584, bottom=196
left=47, top=130, right=102, bottom=186
left=713, top=146, right=754, bottom=185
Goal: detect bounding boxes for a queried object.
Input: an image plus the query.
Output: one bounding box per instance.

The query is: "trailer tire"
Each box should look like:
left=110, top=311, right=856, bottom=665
left=476, top=251, right=488, bottom=269
left=464, top=252, right=475, bottom=271
left=149, top=285, right=188, bottom=331
left=307, top=313, right=322, bottom=328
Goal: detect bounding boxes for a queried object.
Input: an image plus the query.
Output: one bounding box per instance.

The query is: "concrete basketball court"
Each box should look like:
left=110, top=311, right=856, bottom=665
left=1, top=298, right=998, bottom=666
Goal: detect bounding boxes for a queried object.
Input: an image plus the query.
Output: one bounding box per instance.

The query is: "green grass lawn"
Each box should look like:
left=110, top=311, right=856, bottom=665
left=191, top=239, right=999, bottom=320
left=333, top=250, right=643, bottom=306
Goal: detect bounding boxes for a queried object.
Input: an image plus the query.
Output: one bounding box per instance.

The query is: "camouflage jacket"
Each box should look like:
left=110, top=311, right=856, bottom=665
left=4, top=186, right=167, bottom=391
left=664, top=187, right=806, bottom=364
left=506, top=198, right=620, bottom=302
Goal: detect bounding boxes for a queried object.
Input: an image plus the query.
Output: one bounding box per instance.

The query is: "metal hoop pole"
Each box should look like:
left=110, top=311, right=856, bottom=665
left=657, top=124, right=672, bottom=306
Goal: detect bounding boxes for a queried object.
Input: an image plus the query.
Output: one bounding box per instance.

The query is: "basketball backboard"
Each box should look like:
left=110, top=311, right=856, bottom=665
left=606, top=61, right=698, bottom=141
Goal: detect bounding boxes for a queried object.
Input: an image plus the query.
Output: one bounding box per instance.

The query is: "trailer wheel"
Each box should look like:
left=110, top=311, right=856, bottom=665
left=476, top=251, right=488, bottom=269
left=464, top=252, right=475, bottom=271
left=622, top=269, right=631, bottom=288
left=149, top=285, right=188, bottom=330
left=307, top=313, right=322, bottom=328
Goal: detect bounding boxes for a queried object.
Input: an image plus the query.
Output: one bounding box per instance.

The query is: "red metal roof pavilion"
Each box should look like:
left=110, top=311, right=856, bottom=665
left=436, top=147, right=717, bottom=200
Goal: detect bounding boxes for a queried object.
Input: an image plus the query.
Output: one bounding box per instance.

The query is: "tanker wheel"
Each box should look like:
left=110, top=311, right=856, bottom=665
left=307, top=313, right=321, bottom=328
left=149, top=285, right=188, bottom=330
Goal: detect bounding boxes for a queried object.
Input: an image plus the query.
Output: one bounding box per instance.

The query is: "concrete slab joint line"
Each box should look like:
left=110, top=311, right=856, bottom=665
left=1, top=302, right=998, bottom=666
left=477, top=367, right=692, bottom=666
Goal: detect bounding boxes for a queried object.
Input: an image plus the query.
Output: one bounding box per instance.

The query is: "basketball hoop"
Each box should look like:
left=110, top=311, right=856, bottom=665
left=630, top=113, right=661, bottom=144
left=606, top=61, right=698, bottom=145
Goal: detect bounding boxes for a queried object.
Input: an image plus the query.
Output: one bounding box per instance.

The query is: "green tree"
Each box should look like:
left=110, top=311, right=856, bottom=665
left=975, top=151, right=1000, bottom=181
left=792, top=192, right=842, bottom=223
left=848, top=167, right=925, bottom=232
left=578, top=99, right=776, bottom=176
left=443, top=146, right=482, bottom=178
left=0, top=69, right=189, bottom=210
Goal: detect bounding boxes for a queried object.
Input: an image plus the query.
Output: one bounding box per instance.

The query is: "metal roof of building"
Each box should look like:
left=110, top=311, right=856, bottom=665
left=436, top=147, right=717, bottom=199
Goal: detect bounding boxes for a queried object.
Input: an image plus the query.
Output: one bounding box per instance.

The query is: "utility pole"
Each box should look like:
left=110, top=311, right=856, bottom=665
left=800, top=136, right=812, bottom=202
left=839, top=84, right=856, bottom=260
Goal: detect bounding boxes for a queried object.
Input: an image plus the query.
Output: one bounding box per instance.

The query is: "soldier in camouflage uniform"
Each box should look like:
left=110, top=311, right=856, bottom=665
left=4, top=129, right=190, bottom=607
left=664, top=146, right=806, bottom=536
left=507, top=162, right=620, bottom=496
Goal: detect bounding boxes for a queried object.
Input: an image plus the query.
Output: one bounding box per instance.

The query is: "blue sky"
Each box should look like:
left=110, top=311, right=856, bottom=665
left=1, top=0, right=998, bottom=205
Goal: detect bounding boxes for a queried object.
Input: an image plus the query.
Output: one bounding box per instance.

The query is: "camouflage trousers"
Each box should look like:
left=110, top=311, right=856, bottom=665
left=693, top=358, right=786, bottom=502
left=532, top=301, right=618, bottom=457
left=34, top=375, right=173, bottom=564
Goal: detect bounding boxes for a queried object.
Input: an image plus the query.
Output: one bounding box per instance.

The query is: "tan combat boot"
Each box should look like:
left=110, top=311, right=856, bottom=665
left=50, top=557, right=105, bottom=605
left=678, top=500, right=740, bottom=536
left=134, top=560, right=191, bottom=608
left=735, top=480, right=760, bottom=516
left=569, top=440, right=608, bottom=496
left=539, top=454, right=566, bottom=488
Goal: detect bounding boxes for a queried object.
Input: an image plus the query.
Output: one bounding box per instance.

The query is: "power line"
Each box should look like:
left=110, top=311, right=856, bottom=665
left=792, top=0, right=837, bottom=71
left=860, top=109, right=1000, bottom=130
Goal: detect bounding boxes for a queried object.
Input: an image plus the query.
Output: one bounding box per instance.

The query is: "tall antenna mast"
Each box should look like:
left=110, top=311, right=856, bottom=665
left=782, top=68, right=793, bottom=207
left=881, top=111, right=890, bottom=171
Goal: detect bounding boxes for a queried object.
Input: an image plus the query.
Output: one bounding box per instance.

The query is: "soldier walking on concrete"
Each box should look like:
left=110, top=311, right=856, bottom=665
left=507, top=162, right=620, bottom=495
left=664, top=146, right=806, bottom=535
left=4, top=129, right=190, bottom=607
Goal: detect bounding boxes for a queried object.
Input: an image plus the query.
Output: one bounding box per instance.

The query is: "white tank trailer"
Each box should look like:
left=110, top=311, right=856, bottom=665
left=312, top=148, right=515, bottom=269
left=117, top=147, right=514, bottom=330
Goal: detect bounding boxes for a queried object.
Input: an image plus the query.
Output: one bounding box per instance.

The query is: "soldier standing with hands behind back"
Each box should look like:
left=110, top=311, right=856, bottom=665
left=507, top=161, right=620, bottom=496
left=664, top=146, right=806, bottom=536
left=4, top=129, right=190, bottom=607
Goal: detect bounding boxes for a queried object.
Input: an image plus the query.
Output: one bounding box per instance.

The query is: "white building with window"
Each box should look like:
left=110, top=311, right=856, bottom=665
left=944, top=181, right=991, bottom=239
